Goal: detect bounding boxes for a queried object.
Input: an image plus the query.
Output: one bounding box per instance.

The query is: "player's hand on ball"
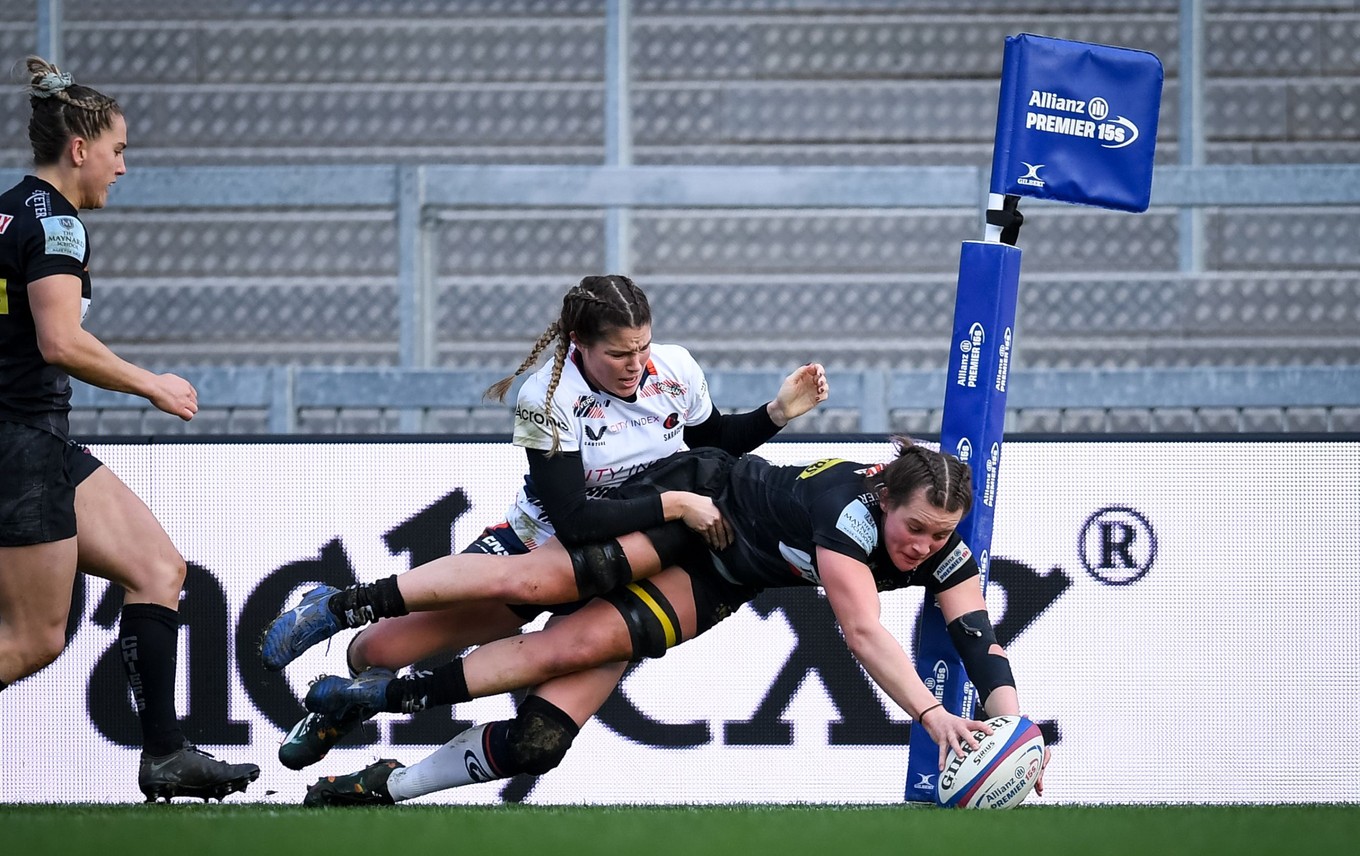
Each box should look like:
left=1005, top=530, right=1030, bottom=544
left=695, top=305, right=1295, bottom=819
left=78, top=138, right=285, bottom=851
left=921, top=706, right=993, bottom=771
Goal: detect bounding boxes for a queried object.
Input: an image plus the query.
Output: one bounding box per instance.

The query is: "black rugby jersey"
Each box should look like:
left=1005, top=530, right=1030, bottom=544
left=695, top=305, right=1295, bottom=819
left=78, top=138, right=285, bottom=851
left=714, top=455, right=979, bottom=594
left=0, top=175, right=92, bottom=438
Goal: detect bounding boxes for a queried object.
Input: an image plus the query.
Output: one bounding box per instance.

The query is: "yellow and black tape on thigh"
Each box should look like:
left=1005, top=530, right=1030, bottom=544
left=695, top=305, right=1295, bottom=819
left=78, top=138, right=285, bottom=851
left=603, top=579, right=682, bottom=660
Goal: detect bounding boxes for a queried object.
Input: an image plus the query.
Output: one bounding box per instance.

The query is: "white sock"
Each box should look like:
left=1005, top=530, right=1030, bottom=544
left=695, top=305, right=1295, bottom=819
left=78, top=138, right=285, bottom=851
left=386, top=723, right=502, bottom=802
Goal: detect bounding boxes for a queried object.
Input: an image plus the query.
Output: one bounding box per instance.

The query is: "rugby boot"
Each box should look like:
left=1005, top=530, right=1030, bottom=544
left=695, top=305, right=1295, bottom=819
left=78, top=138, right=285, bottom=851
left=139, top=742, right=261, bottom=803
left=305, top=667, right=404, bottom=717
left=303, top=759, right=403, bottom=807
left=278, top=707, right=374, bottom=771
left=259, top=585, right=345, bottom=671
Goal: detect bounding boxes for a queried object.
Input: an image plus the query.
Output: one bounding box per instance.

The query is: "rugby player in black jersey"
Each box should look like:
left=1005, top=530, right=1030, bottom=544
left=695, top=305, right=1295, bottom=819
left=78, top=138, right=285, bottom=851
left=0, top=57, right=258, bottom=802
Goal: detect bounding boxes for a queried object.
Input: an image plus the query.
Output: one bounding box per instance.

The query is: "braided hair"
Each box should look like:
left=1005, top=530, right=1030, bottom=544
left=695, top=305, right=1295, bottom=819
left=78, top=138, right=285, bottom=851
left=23, top=56, right=122, bottom=166
left=486, top=274, right=652, bottom=454
left=873, top=436, right=973, bottom=516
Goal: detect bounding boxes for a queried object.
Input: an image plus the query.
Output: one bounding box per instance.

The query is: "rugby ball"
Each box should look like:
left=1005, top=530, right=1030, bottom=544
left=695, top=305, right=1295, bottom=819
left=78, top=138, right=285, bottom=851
left=935, top=714, right=1045, bottom=809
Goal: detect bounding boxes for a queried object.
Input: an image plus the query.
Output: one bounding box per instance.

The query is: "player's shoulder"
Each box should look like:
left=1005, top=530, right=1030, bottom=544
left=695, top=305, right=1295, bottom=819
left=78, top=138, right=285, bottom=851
left=1, top=180, right=84, bottom=252
left=648, top=342, right=700, bottom=369
left=793, top=457, right=876, bottom=484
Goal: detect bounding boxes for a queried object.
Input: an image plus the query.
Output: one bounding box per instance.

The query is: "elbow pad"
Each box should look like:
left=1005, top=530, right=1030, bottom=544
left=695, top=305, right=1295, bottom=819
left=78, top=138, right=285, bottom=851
left=945, top=610, right=1016, bottom=706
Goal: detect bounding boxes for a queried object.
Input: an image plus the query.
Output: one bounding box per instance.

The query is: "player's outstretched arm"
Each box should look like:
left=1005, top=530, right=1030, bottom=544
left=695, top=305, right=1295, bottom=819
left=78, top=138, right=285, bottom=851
left=816, top=546, right=990, bottom=769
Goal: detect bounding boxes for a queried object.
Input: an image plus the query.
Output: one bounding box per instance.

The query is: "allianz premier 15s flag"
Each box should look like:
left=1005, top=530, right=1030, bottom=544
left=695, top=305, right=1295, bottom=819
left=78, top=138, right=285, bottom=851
left=904, top=34, right=1162, bottom=804
left=991, top=33, right=1163, bottom=212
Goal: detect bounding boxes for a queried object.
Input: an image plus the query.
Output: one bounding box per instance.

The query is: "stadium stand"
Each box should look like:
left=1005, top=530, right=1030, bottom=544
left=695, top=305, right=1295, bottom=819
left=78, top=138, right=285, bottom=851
left=1, top=0, right=1356, bottom=434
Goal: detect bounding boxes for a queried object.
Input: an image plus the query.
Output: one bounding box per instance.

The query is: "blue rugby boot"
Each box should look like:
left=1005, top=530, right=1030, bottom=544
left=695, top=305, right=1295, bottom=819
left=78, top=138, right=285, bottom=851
left=259, top=585, right=345, bottom=671
left=305, top=667, right=409, bottom=718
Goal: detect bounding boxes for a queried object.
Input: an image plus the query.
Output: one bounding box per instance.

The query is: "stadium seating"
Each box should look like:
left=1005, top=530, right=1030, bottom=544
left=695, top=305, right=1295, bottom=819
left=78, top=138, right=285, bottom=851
left=1, top=1, right=1355, bottom=433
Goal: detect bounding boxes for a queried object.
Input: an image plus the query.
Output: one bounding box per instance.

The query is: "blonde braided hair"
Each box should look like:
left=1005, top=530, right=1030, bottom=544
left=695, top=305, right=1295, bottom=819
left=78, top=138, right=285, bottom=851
left=22, top=56, right=122, bottom=166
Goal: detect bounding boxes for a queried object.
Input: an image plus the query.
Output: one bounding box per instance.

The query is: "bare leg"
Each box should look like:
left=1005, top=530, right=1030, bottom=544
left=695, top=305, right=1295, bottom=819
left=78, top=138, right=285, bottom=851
left=348, top=601, right=528, bottom=674
left=73, top=466, right=184, bottom=607
left=0, top=538, right=78, bottom=682
left=393, top=530, right=663, bottom=611
left=461, top=566, right=698, bottom=700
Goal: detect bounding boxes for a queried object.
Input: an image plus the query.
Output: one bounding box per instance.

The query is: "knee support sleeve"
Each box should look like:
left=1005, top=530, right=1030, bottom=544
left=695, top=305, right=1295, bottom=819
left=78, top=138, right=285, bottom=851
left=503, top=696, right=581, bottom=775
left=567, top=538, right=632, bottom=599
left=603, top=579, right=682, bottom=660
left=946, top=610, right=1016, bottom=706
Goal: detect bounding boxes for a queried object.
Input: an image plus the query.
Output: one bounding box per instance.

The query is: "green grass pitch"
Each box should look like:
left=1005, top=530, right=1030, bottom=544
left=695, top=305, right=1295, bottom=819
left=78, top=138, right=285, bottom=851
left=5, top=803, right=1358, bottom=856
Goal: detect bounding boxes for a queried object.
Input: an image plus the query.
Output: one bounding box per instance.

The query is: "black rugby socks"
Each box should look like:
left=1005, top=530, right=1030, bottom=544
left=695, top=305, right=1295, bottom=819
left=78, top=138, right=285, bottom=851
left=120, top=602, right=187, bottom=756
left=329, top=575, right=409, bottom=627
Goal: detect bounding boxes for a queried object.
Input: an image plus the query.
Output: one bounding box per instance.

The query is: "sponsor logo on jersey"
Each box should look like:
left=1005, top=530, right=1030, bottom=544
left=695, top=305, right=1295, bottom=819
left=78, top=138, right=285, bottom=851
left=514, top=405, right=567, bottom=432
left=41, top=216, right=86, bottom=261
left=573, top=395, right=607, bottom=418
left=652, top=377, right=689, bottom=397
left=834, top=499, right=877, bottom=554
left=0, top=213, right=13, bottom=234
left=26, top=189, right=51, bottom=218
left=932, top=540, right=973, bottom=583
left=797, top=458, right=844, bottom=480
left=584, top=424, right=608, bottom=443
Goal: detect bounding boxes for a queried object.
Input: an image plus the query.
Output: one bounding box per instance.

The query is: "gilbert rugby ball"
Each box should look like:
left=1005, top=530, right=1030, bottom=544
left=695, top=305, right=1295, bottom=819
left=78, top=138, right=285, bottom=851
left=935, top=714, right=1045, bottom=809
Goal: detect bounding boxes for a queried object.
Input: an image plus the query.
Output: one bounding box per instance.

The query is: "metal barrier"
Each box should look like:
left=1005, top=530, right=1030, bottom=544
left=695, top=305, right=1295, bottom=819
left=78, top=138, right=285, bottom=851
left=69, top=365, right=1360, bottom=435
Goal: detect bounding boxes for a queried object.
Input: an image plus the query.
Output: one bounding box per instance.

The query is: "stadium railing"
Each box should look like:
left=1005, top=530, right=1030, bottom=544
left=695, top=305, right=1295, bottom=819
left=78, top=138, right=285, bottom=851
left=68, top=365, right=1360, bottom=435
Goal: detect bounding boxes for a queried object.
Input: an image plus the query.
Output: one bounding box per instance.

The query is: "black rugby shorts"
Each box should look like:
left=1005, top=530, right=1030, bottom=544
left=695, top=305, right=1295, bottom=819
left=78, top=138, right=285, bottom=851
left=0, top=421, right=103, bottom=546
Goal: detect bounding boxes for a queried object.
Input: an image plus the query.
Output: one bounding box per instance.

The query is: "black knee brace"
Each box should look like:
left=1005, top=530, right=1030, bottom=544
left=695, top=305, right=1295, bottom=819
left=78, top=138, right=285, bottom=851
left=503, top=696, right=581, bottom=775
left=567, top=539, right=632, bottom=599
left=603, top=579, right=682, bottom=660
left=946, top=610, right=1016, bottom=707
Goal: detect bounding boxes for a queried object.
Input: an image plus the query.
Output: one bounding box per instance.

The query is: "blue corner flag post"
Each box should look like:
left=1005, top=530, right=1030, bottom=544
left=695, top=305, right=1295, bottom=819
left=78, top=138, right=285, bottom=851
left=904, top=34, right=1163, bottom=804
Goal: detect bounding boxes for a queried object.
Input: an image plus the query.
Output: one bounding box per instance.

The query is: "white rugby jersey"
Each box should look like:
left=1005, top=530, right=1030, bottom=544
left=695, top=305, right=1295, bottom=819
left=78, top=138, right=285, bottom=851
left=506, top=342, right=713, bottom=548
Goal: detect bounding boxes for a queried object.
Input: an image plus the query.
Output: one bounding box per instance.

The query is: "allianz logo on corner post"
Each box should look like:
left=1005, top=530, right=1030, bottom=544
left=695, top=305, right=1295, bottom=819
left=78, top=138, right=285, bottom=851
left=956, top=323, right=1012, bottom=392
left=954, top=439, right=1001, bottom=510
